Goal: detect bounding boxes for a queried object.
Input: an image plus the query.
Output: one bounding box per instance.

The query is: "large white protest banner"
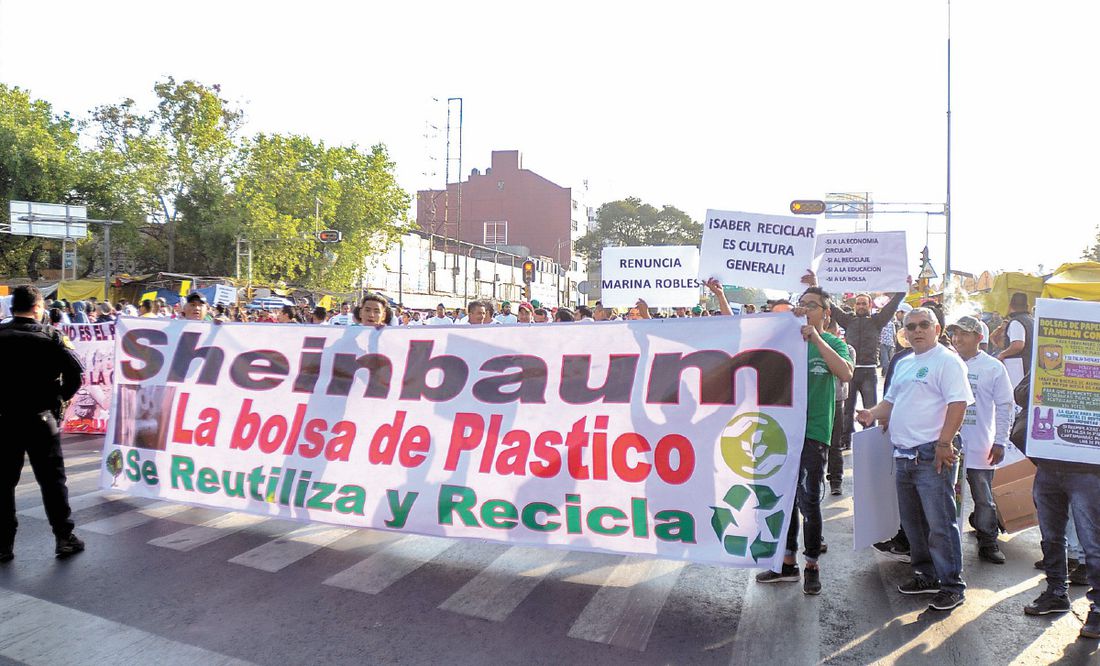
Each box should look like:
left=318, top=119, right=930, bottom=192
left=852, top=427, right=899, bottom=551
left=102, top=316, right=807, bottom=569
left=600, top=246, right=701, bottom=308
left=60, top=322, right=115, bottom=434
left=1027, top=298, right=1100, bottom=464
left=813, top=231, right=908, bottom=293
left=698, top=210, right=817, bottom=292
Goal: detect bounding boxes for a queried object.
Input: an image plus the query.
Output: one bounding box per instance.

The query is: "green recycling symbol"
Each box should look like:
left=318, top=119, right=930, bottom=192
left=710, top=483, right=785, bottom=560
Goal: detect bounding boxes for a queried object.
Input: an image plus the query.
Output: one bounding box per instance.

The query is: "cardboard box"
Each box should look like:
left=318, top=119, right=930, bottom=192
left=993, top=459, right=1038, bottom=533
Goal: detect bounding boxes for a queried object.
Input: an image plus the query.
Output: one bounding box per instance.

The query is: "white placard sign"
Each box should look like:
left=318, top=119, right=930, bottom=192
left=852, top=427, right=900, bottom=551
left=698, top=210, right=817, bottom=293
left=600, top=246, right=701, bottom=308
left=813, top=231, right=908, bottom=293
left=212, top=284, right=236, bottom=306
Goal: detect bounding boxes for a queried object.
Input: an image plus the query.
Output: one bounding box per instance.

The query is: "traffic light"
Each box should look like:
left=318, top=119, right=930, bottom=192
left=522, top=284, right=531, bottom=301
left=522, top=259, right=535, bottom=284
left=920, top=246, right=930, bottom=265
left=790, top=200, right=826, bottom=215
left=317, top=230, right=342, bottom=243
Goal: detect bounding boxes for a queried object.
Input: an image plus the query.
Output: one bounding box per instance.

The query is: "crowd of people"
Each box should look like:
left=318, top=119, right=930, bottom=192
left=2, top=272, right=1097, bottom=644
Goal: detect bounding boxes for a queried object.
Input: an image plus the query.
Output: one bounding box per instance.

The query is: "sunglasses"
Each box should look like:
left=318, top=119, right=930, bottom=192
left=905, top=320, right=934, bottom=331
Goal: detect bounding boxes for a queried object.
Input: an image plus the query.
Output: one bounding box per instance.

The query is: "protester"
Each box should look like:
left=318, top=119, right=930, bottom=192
left=553, top=308, right=576, bottom=323
left=947, top=315, right=1014, bottom=564
left=182, top=293, right=210, bottom=321
left=353, top=293, right=393, bottom=326
left=532, top=308, right=550, bottom=323
left=494, top=301, right=518, bottom=324
left=516, top=302, right=534, bottom=323
left=997, top=292, right=1033, bottom=387
left=756, top=285, right=852, bottom=595
left=826, top=316, right=856, bottom=496
left=0, top=285, right=86, bottom=561
left=858, top=307, right=973, bottom=611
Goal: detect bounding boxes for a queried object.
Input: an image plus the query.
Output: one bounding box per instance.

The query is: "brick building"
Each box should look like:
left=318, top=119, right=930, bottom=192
left=416, top=151, right=589, bottom=292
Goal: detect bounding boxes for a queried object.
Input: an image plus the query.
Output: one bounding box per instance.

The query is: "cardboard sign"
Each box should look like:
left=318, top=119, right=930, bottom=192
left=600, top=246, right=701, bottom=308
left=813, top=231, right=908, bottom=293
left=852, top=427, right=900, bottom=550
left=698, top=210, right=817, bottom=292
left=1027, top=298, right=1100, bottom=464
left=992, top=459, right=1037, bottom=533
left=103, top=316, right=808, bottom=569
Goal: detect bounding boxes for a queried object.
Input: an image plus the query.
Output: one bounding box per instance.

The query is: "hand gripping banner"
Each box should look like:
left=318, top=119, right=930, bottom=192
left=101, top=315, right=807, bottom=569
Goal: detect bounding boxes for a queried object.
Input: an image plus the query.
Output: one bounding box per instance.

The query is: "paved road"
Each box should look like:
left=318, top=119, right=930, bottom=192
left=0, top=433, right=1096, bottom=665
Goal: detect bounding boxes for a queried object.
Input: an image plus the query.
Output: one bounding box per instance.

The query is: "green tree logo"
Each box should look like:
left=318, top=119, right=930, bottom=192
left=105, top=449, right=124, bottom=487
left=719, top=412, right=788, bottom=480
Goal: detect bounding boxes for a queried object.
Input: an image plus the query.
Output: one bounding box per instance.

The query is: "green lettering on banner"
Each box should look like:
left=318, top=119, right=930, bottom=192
left=654, top=510, right=695, bottom=543
left=196, top=467, right=220, bottom=494
left=334, top=485, right=366, bottom=515
left=438, top=485, right=479, bottom=527
left=171, top=455, right=195, bottom=490
left=384, top=489, right=418, bottom=528
left=306, top=482, right=336, bottom=511
left=521, top=502, right=560, bottom=532
left=631, top=497, right=649, bottom=537
left=125, top=449, right=142, bottom=482
left=481, top=499, right=519, bottom=529
left=587, top=506, right=629, bottom=536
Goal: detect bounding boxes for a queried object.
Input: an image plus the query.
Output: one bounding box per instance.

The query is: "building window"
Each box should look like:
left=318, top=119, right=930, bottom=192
left=483, top=221, right=507, bottom=245
left=571, top=218, right=578, bottom=231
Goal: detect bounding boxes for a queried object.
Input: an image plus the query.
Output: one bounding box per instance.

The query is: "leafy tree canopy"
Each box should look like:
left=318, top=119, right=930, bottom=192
left=576, top=196, right=702, bottom=270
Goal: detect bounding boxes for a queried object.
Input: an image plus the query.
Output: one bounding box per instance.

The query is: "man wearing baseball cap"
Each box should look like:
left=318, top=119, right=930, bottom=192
left=182, top=292, right=209, bottom=321
left=947, top=315, right=1015, bottom=564
left=494, top=301, right=518, bottom=324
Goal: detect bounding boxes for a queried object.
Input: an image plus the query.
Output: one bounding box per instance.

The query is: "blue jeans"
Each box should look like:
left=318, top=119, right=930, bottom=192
left=1067, top=513, right=1085, bottom=562
left=786, top=439, right=827, bottom=563
left=965, top=468, right=998, bottom=547
left=1033, top=466, right=1100, bottom=609
left=895, top=441, right=966, bottom=595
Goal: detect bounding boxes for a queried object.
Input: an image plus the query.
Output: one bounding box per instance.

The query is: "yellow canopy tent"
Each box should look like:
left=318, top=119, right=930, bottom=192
left=980, top=272, right=1045, bottom=315
left=1041, top=262, right=1100, bottom=301
left=58, top=279, right=109, bottom=303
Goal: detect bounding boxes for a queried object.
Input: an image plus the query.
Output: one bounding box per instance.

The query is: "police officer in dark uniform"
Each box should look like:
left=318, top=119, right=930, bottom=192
left=0, top=285, right=86, bottom=561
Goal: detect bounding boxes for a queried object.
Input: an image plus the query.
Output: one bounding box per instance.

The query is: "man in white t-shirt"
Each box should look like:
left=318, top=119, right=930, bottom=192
left=493, top=301, right=518, bottom=324
left=858, top=306, right=974, bottom=612
left=425, top=304, right=454, bottom=326
left=948, top=315, right=1015, bottom=565
left=329, top=302, right=353, bottom=326
left=997, top=292, right=1032, bottom=387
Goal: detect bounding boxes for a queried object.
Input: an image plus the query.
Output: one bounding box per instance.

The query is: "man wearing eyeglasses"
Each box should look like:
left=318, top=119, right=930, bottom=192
left=755, top=286, right=852, bottom=596
left=857, top=307, right=974, bottom=612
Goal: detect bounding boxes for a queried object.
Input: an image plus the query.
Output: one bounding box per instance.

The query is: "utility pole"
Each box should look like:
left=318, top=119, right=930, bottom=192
left=944, top=0, right=954, bottom=288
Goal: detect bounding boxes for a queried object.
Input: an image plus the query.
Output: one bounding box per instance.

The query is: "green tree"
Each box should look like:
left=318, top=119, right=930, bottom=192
left=86, top=78, right=242, bottom=273
left=234, top=134, right=411, bottom=291
left=576, top=197, right=702, bottom=270
left=0, top=84, right=83, bottom=278
left=1084, top=226, right=1100, bottom=262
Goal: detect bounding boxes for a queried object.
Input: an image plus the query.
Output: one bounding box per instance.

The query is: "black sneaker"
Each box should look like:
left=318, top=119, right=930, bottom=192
left=978, top=545, right=1006, bottom=565
left=1070, top=563, right=1089, bottom=586
left=55, top=533, right=85, bottom=558
left=830, top=484, right=842, bottom=496
left=1024, top=591, right=1071, bottom=616
left=820, top=539, right=829, bottom=555
left=928, top=591, right=965, bottom=611
left=756, top=563, right=799, bottom=583
left=874, top=539, right=911, bottom=564
left=898, top=578, right=940, bottom=595
left=0, top=535, right=12, bottom=563
left=1082, top=610, right=1100, bottom=639
left=803, top=567, right=821, bottom=595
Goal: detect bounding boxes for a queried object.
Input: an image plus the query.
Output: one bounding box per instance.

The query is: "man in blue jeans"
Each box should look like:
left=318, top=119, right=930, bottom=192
left=858, top=307, right=973, bottom=611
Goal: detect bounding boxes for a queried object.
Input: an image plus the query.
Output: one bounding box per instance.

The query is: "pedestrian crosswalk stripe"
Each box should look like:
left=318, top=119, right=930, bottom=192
left=148, top=512, right=270, bottom=551
left=323, top=534, right=452, bottom=595
left=0, top=589, right=256, bottom=666
left=59, top=452, right=103, bottom=468
left=81, top=500, right=193, bottom=535
left=567, top=557, right=685, bottom=651
left=18, top=490, right=128, bottom=520
left=438, top=546, right=569, bottom=621
left=15, top=468, right=100, bottom=496
left=229, top=525, right=356, bottom=572
left=729, top=564, right=821, bottom=665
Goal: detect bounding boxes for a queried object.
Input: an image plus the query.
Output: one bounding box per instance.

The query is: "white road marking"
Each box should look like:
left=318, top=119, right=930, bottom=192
left=148, top=512, right=270, bottom=551
left=15, top=468, right=100, bottom=496
left=81, top=501, right=193, bottom=535
left=229, top=525, right=356, bottom=572
left=567, top=557, right=686, bottom=651
left=323, top=534, right=452, bottom=595
left=18, top=490, right=128, bottom=520
left=439, top=546, right=569, bottom=621
left=728, top=564, right=821, bottom=665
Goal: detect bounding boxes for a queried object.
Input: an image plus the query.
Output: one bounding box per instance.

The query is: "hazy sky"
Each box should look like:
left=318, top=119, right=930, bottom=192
left=2, top=1, right=1096, bottom=278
